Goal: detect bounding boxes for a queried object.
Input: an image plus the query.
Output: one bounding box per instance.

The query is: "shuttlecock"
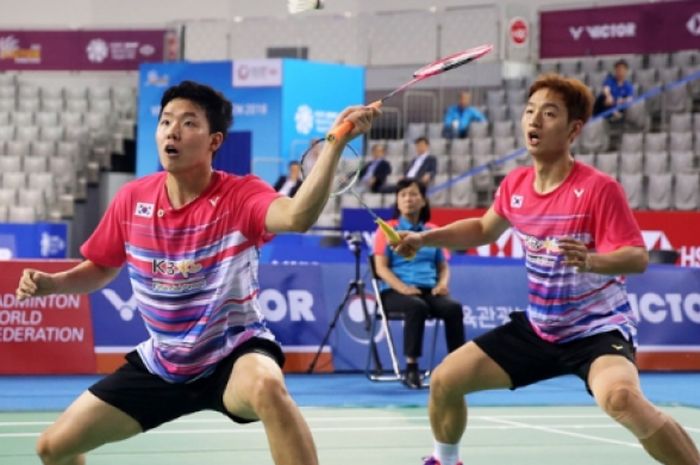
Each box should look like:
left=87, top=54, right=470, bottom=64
left=288, top=0, right=324, bottom=14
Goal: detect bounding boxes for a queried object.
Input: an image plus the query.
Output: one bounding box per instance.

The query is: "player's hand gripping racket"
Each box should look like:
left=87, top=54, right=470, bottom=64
left=327, top=43, right=494, bottom=142
left=299, top=139, right=405, bottom=251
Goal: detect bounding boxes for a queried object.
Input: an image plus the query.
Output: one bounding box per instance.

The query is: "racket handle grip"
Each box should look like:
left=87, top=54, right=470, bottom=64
left=326, top=100, right=383, bottom=143
left=376, top=218, right=415, bottom=260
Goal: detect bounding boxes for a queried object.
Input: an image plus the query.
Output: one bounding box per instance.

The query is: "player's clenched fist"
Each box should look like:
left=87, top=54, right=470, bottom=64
left=16, top=269, right=56, bottom=301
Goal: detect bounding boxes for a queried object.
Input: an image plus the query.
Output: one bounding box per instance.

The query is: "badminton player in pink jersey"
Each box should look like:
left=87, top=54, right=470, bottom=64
left=395, top=74, right=699, bottom=465
left=15, top=80, right=379, bottom=465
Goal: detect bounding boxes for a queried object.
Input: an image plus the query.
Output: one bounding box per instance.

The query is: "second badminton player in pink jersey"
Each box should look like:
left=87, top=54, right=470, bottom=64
left=396, top=74, right=699, bottom=465
left=16, top=80, right=379, bottom=465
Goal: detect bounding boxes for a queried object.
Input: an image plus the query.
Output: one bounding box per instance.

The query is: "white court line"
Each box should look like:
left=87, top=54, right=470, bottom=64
left=0, top=413, right=611, bottom=427
left=482, top=416, right=641, bottom=448
left=0, top=424, right=626, bottom=439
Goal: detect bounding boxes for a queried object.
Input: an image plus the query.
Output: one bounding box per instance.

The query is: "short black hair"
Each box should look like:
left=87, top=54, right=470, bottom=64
left=288, top=160, right=300, bottom=167
left=414, top=136, right=429, bottom=145
left=159, top=80, right=233, bottom=139
left=392, top=178, right=431, bottom=223
left=614, top=59, right=629, bottom=69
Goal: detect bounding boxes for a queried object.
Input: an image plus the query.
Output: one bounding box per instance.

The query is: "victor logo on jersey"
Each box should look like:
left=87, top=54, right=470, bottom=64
left=511, top=195, right=524, bottom=208
left=135, top=202, right=154, bottom=218
left=574, top=188, right=585, bottom=198
left=152, top=258, right=203, bottom=278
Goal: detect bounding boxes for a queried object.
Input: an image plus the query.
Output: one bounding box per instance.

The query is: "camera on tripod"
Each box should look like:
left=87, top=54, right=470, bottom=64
left=343, top=231, right=364, bottom=253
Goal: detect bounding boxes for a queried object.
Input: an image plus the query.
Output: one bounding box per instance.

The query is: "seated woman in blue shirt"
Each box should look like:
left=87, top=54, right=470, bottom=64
left=373, top=178, right=465, bottom=389
left=593, top=59, right=634, bottom=120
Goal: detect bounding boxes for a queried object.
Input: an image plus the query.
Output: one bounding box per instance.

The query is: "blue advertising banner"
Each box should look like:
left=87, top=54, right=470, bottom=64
left=0, top=223, right=68, bottom=259
left=87, top=260, right=700, bottom=372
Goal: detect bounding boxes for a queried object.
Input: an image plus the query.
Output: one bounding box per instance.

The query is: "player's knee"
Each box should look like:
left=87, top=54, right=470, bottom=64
left=36, top=432, right=66, bottom=465
left=250, top=371, right=289, bottom=413
left=600, top=384, right=635, bottom=419
left=430, top=363, right=460, bottom=400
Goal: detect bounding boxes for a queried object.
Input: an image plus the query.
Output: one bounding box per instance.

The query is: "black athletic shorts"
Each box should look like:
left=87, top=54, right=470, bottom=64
left=473, top=311, right=636, bottom=394
left=88, top=337, right=285, bottom=431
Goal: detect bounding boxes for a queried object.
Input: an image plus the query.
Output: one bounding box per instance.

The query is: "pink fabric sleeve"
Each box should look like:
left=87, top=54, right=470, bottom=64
left=234, top=175, right=282, bottom=245
left=593, top=180, right=645, bottom=253
left=80, top=189, right=128, bottom=268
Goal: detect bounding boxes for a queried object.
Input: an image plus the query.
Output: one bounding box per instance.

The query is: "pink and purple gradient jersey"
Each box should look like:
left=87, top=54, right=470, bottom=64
left=81, top=171, right=281, bottom=382
left=494, top=161, right=644, bottom=344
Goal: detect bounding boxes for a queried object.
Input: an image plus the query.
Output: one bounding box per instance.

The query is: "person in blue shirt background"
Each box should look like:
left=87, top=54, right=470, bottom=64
left=442, top=90, right=487, bottom=139
left=593, top=59, right=634, bottom=120
left=373, top=178, right=465, bottom=389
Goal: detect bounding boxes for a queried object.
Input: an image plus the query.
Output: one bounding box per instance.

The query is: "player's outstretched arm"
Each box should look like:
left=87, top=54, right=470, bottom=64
left=395, top=206, right=510, bottom=257
left=16, top=260, right=121, bottom=301
left=265, top=105, right=380, bottom=233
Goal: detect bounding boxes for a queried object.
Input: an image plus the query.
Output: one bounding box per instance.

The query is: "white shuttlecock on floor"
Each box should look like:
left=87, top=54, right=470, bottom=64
left=287, top=0, right=324, bottom=14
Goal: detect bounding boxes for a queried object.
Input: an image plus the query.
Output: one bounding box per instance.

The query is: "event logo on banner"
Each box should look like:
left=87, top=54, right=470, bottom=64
left=509, top=17, right=529, bottom=47
left=0, top=260, right=96, bottom=374
left=539, top=0, right=700, bottom=58
left=258, top=264, right=328, bottom=349
left=233, top=59, right=283, bottom=87
left=0, top=223, right=68, bottom=259
left=0, top=30, right=165, bottom=71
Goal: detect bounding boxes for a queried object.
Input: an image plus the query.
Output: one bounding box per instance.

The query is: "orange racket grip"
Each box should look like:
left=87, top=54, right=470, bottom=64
left=326, top=100, right=383, bottom=143
left=376, top=218, right=415, bottom=260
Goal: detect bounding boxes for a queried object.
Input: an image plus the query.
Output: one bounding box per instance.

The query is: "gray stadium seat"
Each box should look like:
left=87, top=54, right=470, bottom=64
left=27, top=172, right=55, bottom=196
left=427, top=122, right=443, bottom=140
left=0, top=125, right=13, bottom=141
left=671, top=50, right=699, bottom=68
left=430, top=138, right=448, bottom=155
left=449, top=179, right=475, bottom=207
left=56, top=141, right=81, bottom=160
left=669, top=151, right=695, bottom=173
left=595, top=152, right=619, bottom=177
left=494, top=137, right=516, bottom=155
left=492, top=121, right=513, bottom=138
left=1, top=171, right=26, bottom=190
left=0, top=156, right=21, bottom=173
left=405, top=122, right=426, bottom=141
left=35, top=111, right=59, bottom=126
left=18, top=188, right=46, bottom=219
left=450, top=155, right=472, bottom=174
left=486, top=90, right=505, bottom=107
left=41, top=98, right=64, bottom=112
left=673, top=173, right=700, bottom=210
left=0, top=204, right=7, bottom=222
left=88, top=86, right=111, bottom=100
left=0, top=98, right=15, bottom=112
left=646, top=174, right=673, bottom=210
left=60, top=112, right=83, bottom=126
left=435, top=155, right=450, bottom=174
left=23, top=155, right=48, bottom=172
left=0, top=187, right=16, bottom=206
left=471, top=138, right=493, bottom=156
left=41, top=87, right=63, bottom=100
left=619, top=152, right=644, bottom=175
left=487, top=104, right=508, bottom=122
left=669, top=132, right=693, bottom=152
left=635, top=69, right=658, bottom=92
left=15, top=125, right=39, bottom=141
left=11, top=111, right=34, bottom=125
left=18, top=85, right=40, bottom=99
left=40, top=125, right=64, bottom=142
left=18, top=98, right=40, bottom=112
left=449, top=139, right=470, bottom=156
left=663, top=84, right=690, bottom=114
left=385, top=140, right=405, bottom=156
left=580, top=57, right=599, bottom=74
left=644, top=151, right=669, bottom=175
left=6, top=140, right=30, bottom=157
left=31, top=141, right=55, bottom=157
left=66, top=99, right=88, bottom=113
left=659, top=67, right=680, bottom=84
left=620, top=133, right=643, bottom=153
left=468, top=121, right=489, bottom=139
left=505, top=89, right=526, bottom=105
left=575, top=153, right=595, bottom=167
left=619, top=173, right=645, bottom=209
left=624, top=101, right=650, bottom=132
left=669, top=113, right=692, bottom=133
left=430, top=175, right=450, bottom=206
left=0, top=111, right=9, bottom=125
left=645, top=133, right=668, bottom=153
left=558, top=59, right=579, bottom=75
left=7, top=205, right=36, bottom=223
left=580, top=119, right=609, bottom=153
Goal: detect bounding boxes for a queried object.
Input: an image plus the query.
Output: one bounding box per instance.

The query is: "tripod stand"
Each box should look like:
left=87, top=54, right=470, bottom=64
left=307, top=234, right=382, bottom=373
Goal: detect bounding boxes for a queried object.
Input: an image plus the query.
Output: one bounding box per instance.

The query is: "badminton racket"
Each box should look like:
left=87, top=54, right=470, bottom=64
left=299, top=139, right=405, bottom=248
left=326, top=43, right=494, bottom=142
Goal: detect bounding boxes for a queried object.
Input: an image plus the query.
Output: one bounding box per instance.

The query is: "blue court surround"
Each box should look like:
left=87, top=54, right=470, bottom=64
left=0, top=373, right=698, bottom=411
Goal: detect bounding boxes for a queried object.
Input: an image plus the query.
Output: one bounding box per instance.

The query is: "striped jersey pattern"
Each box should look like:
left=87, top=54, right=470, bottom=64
left=494, top=161, right=645, bottom=344
left=81, top=171, right=281, bottom=382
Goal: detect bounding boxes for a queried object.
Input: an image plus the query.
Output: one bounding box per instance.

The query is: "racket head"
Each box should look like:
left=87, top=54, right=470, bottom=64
left=299, top=138, right=363, bottom=197
left=413, top=44, right=494, bottom=79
